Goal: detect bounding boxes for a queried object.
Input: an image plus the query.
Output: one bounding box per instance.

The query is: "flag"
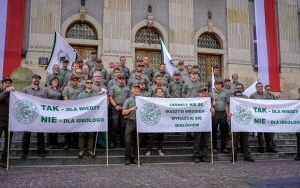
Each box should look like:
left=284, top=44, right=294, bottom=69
left=160, top=39, right=176, bottom=77
left=211, top=67, right=215, bottom=91
left=0, top=0, right=25, bottom=78
left=46, top=32, right=77, bottom=74
left=243, top=81, right=258, bottom=97
left=255, top=0, right=280, bottom=91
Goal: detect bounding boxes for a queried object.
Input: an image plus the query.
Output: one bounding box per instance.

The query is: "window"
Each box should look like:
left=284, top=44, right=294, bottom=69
left=249, top=0, right=258, bottom=68
left=135, top=27, right=161, bottom=44
left=66, top=22, right=97, bottom=40
left=197, top=33, right=221, bottom=49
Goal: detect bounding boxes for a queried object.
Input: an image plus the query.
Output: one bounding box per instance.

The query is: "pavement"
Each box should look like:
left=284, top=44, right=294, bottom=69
left=0, top=160, right=300, bottom=188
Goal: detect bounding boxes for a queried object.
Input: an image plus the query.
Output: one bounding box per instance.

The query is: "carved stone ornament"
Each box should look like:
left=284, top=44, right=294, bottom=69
left=79, top=7, right=86, bottom=22
left=146, top=13, right=154, bottom=27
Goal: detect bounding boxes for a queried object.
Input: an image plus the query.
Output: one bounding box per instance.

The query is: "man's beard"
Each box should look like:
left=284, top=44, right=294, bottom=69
left=34, top=81, right=40, bottom=86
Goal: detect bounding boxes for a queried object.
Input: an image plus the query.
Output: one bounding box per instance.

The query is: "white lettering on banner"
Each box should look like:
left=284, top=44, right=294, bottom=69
left=9, top=91, right=108, bottom=132
left=230, top=98, right=300, bottom=133
left=136, top=96, right=212, bottom=133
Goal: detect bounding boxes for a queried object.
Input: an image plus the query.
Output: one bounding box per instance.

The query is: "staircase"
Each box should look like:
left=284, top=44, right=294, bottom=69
left=0, top=132, right=297, bottom=166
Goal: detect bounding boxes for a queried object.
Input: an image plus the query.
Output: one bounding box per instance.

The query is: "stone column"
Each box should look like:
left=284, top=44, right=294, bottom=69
left=102, top=0, right=132, bottom=68
left=226, top=0, right=255, bottom=86
left=277, top=0, right=300, bottom=98
left=25, top=0, right=61, bottom=79
left=169, top=0, right=195, bottom=63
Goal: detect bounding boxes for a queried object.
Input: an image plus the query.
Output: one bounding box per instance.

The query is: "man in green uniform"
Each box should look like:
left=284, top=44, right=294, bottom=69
left=154, top=65, right=170, bottom=87
left=45, top=64, right=64, bottom=86
left=182, top=71, right=205, bottom=98
left=209, top=79, right=230, bottom=154
left=60, top=59, right=71, bottom=82
left=194, top=86, right=214, bottom=163
left=0, top=78, right=15, bottom=168
left=143, top=56, right=154, bottom=81
left=77, top=79, right=99, bottom=158
left=231, top=89, right=255, bottom=162
left=151, top=73, right=170, bottom=97
left=122, top=83, right=140, bottom=165
left=21, top=74, right=46, bottom=159
left=109, top=75, right=130, bottom=148
left=62, top=75, right=83, bottom=149
left=90, top=58, right=108, bottom=85
left=168, top=71, right=183, bottom=98
left=250, top=82, right=276, bottom=153
left=120, top=56, right=130, bottom=80
left=86, top=51, right=97, bottom=70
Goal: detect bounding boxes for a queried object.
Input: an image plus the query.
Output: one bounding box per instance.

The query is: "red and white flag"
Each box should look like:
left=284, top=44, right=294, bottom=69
left=0, top=0, right=25, bottom=79
left=255, top=0, right=280, bottom=91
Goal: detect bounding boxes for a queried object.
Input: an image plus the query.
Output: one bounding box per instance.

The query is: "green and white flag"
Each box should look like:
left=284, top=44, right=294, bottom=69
left=230, top=97, right=300, bottom=132
left=136, top=96, right=212, bottom=133
left=9, top=91, right=108, bottom=132
left=160, top=39, right=176, bottom=77
left=46, top=32, right=77, bottom=74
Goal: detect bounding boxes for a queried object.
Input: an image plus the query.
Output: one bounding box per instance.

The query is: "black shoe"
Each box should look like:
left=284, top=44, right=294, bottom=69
left=194, top=156, right=200, bottom=163
left=125, top=159, right=130, bottom=165
left=266, top=148, right=278, bottom=153
left=244, top=157, right=255, bottom=162
left=201, top=157, right=210, bottom=163
left=231, top=157, right=237, bottom=162
left=130, top=158, right=137, bottom=164
left=109, top=142, right=115, bottom=149
left=294, top=156, right=300, bottom=161
left=38, top=151, right=46, bottom=158
left=21, top=152, right=28, bottom=159
left=258, top=147, right=265, bottom=153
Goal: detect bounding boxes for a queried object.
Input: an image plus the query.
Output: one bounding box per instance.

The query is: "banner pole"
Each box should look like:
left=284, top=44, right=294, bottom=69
left=6, top=131, right=10, bottom=170
left=210, top=130, right=213, bottom=164
left=136, top=126, right=140, bottom=167
left=93, top=132, right=99, bottom=156
left=231, top=132, right=235, bottom=164
left=106, top=131, right=109, bottom=166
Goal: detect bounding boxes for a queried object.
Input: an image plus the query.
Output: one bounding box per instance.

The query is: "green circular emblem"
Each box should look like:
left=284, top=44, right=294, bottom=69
left=140, top=103, right=161, bottom=126
left=233, top=104, right=253, bottom=125
left=13, top=99, right=39, bottom=124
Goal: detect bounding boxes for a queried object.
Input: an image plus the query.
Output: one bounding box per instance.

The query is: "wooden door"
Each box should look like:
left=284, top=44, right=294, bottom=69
left=198, top=54, right=222, bottom=81
left=72, top=45, right=97, bottom=60
left=135, top=49, right=162, bottom=71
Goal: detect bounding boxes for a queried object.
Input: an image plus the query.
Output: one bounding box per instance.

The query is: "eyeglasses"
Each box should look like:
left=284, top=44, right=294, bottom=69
left=236, top=87, right=242, bottom=89
left=266, top=88, right=271, bottom=91
left=86, top=81, right=93, bottom=84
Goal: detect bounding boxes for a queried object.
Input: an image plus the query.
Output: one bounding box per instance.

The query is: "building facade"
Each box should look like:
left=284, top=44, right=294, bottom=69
left=22, top=0, right=300, bottom=98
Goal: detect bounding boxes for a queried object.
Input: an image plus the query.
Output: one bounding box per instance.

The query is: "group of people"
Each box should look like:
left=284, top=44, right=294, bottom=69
left=1, top=50, right=300, bottom=167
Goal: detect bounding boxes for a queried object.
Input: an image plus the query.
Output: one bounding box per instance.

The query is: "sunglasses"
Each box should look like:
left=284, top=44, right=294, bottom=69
left=86, top=81, right=93, bottom=84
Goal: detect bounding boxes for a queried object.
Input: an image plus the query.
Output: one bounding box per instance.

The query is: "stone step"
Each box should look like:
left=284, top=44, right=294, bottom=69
left=8, top=152, right=297, bottom=166
left=1, top=138, right=297, bottom=150
left=1, top=144, right=297, bottom=157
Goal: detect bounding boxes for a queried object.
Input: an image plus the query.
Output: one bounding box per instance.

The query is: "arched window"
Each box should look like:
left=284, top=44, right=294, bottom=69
left=66, top=22, right=97, bottom=40
left=197, top=33, right=221, bottom=49
left=135, top=27, right=161, bottom=44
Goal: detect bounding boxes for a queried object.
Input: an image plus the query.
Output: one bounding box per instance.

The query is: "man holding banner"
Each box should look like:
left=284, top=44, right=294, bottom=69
left=0, top=77, right=15, bottom=168
left=250, top=82, right=276, bottom=153
left=21, top=74, right=46, bottom=159
left=122, top=83, right=141, bottom=165
left=193, top=86, right=214, bottom=163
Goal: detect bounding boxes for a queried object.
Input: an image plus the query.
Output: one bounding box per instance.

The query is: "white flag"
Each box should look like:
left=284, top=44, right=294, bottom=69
left=211, top=67, right=215, bottom=91
left=243, top=81, right=258, bottom=97
left=160, top=39, right=176, bottom=77
left=46, top=32, right=77, bottom=74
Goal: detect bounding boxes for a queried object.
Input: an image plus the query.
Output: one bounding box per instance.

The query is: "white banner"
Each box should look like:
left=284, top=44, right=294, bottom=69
left=136, top=97, right=212, bottom=133
left=9, top=91, right=108, bottom=132
left=230, top=98, right=300, bottom=132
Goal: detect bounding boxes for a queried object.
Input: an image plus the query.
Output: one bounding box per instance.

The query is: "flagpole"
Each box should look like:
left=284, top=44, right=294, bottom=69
left=93, top=132, right=99, bottom=156
left=106, top=131, right=109, bottom=166
left=136, top=125, right=141, bottom=167
left=6, top=131, right=10, bottom=170
left=210, top=130, right=213, bottom=164
left=231, top=132, right=235, bottom=164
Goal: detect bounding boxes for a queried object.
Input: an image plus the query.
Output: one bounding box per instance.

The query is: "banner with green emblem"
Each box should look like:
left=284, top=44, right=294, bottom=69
left=136, top=96, right=212, bottom=133
left=230, top=98, right=300, bottom=132
left=9, top=91, right=108, bottom=132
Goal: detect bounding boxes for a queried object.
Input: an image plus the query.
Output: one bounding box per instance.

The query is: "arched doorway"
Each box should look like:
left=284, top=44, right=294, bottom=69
left=65, top=21, right=98, bottom=60
left=197, top=32, right=223, bottom=81
left=134, top=27, right=162, bottom=71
